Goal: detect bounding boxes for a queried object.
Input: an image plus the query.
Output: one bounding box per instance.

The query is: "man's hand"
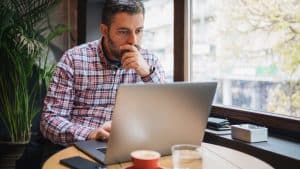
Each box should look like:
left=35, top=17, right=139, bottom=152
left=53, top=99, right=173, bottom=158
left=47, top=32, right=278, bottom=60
left=88, top=121, right=111, bottom=141
left=120, top=44, right=150, bottom=77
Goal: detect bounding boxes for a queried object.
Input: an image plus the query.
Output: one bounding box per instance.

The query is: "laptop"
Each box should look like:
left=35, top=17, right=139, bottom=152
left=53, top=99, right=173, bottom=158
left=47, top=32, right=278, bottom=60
left=74, top=81, right=217, bottom=165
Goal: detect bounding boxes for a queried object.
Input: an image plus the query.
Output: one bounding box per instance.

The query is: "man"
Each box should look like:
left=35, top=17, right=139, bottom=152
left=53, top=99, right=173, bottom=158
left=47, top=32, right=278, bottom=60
left=40, top=0, right=165, bottom=146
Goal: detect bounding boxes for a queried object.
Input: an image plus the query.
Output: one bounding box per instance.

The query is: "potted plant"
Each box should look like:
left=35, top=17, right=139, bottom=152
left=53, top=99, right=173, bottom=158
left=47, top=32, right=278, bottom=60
left=0, top=0, right=68, bottom=168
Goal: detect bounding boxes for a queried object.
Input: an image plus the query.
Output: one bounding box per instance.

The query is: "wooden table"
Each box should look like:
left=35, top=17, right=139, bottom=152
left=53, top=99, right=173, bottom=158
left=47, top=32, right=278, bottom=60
left=43, top=143, right=273, bottom=169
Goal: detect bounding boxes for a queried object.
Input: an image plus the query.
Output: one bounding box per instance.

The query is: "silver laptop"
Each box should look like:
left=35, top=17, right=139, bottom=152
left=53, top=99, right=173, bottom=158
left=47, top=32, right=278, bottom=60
left=74, top=81, right=217, bottom=165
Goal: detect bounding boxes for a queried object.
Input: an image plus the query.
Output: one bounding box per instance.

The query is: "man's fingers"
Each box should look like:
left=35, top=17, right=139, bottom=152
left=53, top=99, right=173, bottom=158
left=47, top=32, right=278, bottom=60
left=122, top=59, right=138, bottom=70
left=121, top=52, right=137, bottom=63
left=88, top=121, right=112, bottom=140
left=103, top=121, right=112, bottom=132
left=120, top=44, right=139, bottom=53
left=100, top=129, right=110, bottom=139
left=95, top=128, right=110, bottom=140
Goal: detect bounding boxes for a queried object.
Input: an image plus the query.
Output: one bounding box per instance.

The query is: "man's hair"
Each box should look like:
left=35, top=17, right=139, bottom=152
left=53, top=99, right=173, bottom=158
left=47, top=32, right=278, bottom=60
left=102, top=0, right=145, bottom=26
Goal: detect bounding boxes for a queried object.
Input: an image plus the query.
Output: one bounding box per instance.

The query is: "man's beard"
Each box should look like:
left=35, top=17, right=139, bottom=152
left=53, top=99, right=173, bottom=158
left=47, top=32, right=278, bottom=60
left=107, top=35, right=122, bottom=62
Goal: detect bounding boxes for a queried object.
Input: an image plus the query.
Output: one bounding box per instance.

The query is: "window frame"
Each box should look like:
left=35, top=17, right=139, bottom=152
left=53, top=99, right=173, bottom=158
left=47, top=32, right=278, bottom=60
left=173, top=0, right=300, bottom=134
left=173, top=0, right=185, bottom=81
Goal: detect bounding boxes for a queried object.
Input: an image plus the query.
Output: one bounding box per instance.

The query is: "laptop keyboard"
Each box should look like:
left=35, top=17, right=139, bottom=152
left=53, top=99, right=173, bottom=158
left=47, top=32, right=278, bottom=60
left=96, top=147, right=107, bottom=154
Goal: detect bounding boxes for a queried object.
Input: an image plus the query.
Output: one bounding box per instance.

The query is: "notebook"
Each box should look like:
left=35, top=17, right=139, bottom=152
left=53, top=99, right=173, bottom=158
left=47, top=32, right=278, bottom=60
left=74, top=82, right=217, bottom=165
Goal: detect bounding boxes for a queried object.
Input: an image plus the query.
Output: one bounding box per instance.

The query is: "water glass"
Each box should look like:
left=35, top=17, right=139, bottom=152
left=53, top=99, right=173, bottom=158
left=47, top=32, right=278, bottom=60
left=172, top=144, right=203, bottom=169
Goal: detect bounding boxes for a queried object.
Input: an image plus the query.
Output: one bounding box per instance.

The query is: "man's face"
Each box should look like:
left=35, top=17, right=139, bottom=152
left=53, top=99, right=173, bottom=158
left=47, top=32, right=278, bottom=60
left=101, top=12, right=144, bottom=61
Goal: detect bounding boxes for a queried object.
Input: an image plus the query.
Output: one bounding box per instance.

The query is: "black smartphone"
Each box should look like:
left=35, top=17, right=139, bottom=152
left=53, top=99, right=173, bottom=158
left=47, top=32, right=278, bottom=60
left=60, top=156, right=106, bottom=169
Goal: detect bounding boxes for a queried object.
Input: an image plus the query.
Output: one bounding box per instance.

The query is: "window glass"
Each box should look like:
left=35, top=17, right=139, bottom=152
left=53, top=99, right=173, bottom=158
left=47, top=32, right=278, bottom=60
left=143, top=0, right=174, bottom=82
left=191, top=0, right=300, bottom=118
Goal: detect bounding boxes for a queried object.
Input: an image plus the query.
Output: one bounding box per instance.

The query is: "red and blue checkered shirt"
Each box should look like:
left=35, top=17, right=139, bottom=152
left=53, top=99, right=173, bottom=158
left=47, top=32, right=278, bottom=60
left=40, top=39, right=165, bottom=146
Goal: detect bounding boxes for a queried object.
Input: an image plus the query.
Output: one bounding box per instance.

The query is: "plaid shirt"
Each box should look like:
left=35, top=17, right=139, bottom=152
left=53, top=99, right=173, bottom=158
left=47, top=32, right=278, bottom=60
left=40, top=39, right=165, bottom=146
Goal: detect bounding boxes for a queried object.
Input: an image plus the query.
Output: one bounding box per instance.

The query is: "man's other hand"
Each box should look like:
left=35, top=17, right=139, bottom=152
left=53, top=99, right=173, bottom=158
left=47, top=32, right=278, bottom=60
left=88, top=121, right=112, bottom=141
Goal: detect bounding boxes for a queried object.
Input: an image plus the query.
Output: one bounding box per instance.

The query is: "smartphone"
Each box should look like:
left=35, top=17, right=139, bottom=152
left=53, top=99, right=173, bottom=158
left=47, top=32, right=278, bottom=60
left=60, top=156, right=106, bottom=169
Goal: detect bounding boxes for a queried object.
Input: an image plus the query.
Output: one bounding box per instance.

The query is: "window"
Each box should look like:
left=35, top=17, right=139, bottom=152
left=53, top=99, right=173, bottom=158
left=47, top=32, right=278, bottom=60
left=190, top=0, right=300, bottom=118
left=143, top=0, right=174, bottom=82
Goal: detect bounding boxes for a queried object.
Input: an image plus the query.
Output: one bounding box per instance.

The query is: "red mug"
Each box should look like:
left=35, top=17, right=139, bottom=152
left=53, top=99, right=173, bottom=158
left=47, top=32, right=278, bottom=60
left=130, top=150, right=161, bottom=169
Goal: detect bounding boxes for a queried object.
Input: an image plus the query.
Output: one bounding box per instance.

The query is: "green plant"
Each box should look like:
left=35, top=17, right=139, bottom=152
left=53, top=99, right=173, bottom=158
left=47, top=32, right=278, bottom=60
left=0, top=0, right=69, bottom=143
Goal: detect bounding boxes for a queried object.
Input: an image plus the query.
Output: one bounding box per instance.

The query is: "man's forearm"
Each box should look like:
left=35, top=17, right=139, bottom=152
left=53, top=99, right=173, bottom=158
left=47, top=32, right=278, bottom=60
left=40, top=113, right=93, bottom=146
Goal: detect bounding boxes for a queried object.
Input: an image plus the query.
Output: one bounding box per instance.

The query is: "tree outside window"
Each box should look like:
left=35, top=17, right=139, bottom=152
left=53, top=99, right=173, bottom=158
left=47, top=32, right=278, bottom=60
left=191, top=0, right=300, bottom=118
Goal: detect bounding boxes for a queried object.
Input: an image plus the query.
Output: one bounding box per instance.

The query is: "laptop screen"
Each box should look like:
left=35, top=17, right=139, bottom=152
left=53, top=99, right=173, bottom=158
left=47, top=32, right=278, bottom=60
left=104, top=82, right=217, bottom=164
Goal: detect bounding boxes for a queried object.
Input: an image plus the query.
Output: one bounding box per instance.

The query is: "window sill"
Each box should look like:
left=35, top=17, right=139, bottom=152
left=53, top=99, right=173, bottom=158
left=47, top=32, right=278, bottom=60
left=211, top=105, right=300, bottom=139
left=204, top=132, right=300, bottom=169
